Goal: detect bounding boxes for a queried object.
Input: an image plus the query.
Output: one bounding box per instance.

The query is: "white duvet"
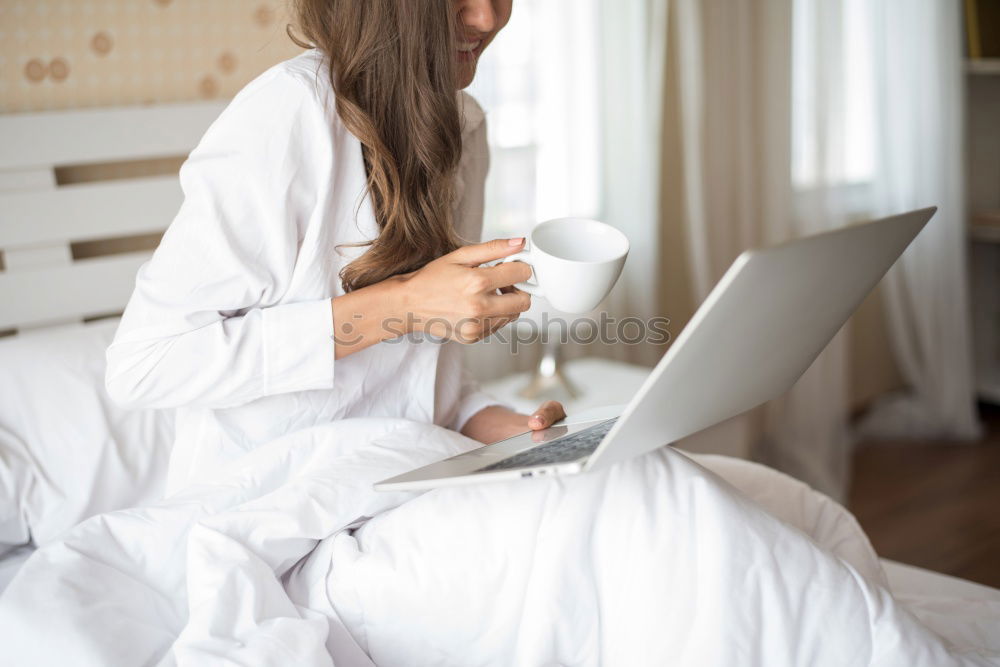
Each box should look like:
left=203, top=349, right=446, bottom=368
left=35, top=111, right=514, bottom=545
left=0, top=418, right=996, bottom=666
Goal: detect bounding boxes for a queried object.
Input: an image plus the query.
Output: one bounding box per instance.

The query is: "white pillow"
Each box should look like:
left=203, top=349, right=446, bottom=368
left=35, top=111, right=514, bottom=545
left=0, top=319, right=173, bottom=554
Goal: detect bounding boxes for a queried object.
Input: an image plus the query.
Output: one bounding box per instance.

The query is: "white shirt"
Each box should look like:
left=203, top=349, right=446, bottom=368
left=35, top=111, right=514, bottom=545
left=106, top=49, right=500, bottom=494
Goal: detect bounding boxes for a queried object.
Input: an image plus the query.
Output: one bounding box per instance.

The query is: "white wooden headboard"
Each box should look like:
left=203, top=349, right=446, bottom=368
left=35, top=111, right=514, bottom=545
left=0, top=101, right=227, bottom=333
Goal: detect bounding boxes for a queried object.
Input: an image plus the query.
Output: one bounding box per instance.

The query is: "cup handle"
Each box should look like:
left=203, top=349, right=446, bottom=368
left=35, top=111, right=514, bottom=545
left=500, top=250, right=543, bottom=296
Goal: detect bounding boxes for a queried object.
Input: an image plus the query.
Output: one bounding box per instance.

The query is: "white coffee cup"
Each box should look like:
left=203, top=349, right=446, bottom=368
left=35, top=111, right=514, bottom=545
left=501, top=217, right=629, bottom=313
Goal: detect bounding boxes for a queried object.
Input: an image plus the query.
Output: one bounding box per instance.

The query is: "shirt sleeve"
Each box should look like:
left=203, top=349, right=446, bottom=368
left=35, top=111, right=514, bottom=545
left=451, top=367, right=511, bottom=432
left=106, top=66, right=337, bottom=410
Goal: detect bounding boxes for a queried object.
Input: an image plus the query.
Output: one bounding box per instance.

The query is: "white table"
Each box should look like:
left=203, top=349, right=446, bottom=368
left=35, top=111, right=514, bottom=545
left=482, top=357, right=651, bottom=415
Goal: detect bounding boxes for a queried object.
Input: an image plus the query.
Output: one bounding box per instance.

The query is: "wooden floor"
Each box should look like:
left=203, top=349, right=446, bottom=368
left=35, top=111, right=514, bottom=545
left=848, top=403, right=1000, bottom=589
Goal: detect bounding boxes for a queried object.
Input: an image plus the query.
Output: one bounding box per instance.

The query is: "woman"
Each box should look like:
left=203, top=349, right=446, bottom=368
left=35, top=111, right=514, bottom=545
left=83, top=1, right=979, bottom=664
left=106, top=0, right=563, bottom=495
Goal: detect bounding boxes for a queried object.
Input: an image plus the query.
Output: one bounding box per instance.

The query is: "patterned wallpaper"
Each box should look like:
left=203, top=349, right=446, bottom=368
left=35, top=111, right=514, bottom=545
left=0, top=0, right=304, bottom=114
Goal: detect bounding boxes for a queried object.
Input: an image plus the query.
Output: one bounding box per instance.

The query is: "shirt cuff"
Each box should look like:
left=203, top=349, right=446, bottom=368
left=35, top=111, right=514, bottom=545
left=261, top=298, right=335, bottom=396
left=453, top=389, right=511, bottom=433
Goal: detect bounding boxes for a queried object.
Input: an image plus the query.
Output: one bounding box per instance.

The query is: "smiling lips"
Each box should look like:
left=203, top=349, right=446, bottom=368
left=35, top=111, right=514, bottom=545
left=456, top=38, right=482, bottom=62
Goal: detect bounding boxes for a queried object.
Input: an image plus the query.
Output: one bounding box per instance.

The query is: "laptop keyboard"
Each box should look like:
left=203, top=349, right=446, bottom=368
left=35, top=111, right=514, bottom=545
left=474, top=418, right=618, bottom=473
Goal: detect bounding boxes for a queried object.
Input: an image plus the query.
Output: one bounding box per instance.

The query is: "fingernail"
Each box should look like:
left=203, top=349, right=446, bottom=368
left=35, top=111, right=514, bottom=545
left=530, top=414, right=543, bottom=425
left=508, top=237, right=525, bottom=246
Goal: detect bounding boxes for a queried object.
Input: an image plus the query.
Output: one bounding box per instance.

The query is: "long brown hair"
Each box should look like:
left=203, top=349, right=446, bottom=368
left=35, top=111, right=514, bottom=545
left=289, top=0, right=464, bottom=292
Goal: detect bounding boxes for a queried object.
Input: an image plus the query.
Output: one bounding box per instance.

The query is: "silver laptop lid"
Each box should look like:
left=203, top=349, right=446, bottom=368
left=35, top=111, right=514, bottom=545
left=585, top=207, right=935, bottom=471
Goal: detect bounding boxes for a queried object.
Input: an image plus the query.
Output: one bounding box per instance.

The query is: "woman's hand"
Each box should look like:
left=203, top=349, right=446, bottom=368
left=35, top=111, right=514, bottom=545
left=461, top=401, right=568, bottom=444
left=396, top=237, right=533, bottom=343
left=331, top=237, right=532, bottom=359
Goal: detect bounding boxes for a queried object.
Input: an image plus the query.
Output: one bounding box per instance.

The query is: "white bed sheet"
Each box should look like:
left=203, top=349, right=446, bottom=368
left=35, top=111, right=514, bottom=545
left=0, top=319, right=172, bottom=555
left=2, top=394, right=997, bottom=663
left=884, top=560, right=1000, bottom=603
left=881, top=559, right=1000, bottom=657
left=1, top=417, right=997, bottom=665
left=5, top=548, right=995, bottom=608
left=0, top=546, right=33, bottom=594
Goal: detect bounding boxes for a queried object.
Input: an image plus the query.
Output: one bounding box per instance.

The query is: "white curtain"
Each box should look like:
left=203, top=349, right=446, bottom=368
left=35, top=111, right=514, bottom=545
left=857, top=0, right=981, bottom=441
left=598, top=0, right=669, bottom=366
left=667, top=0, right=980, bottom=499
left=467, top=0, right=602, bottom=240
left=465, top=0, right=669, bottom=377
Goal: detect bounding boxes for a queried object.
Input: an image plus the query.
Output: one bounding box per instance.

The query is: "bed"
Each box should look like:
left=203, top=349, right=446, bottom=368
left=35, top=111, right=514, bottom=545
left=1, top=100, right=998, bottom=665
left=0, top=100, right=222, bottom=578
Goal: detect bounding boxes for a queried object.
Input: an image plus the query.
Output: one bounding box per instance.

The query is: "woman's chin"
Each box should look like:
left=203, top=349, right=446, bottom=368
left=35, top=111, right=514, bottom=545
left=455, top=63, right=477, bottom=89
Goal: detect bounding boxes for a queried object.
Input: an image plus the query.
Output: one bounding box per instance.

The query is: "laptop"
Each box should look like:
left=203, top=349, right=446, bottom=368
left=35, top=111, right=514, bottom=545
left=375, top=207, right=935, bottom=492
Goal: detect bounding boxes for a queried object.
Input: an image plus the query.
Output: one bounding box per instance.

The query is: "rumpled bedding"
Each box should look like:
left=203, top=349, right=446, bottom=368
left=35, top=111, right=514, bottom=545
left=0, top=418, right=996, bottom=666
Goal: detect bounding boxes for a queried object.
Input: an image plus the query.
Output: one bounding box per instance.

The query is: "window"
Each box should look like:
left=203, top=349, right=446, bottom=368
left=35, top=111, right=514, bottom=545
left=466, top=0, right=602, bottom=239
left=791, top=0, right=876, bottom=190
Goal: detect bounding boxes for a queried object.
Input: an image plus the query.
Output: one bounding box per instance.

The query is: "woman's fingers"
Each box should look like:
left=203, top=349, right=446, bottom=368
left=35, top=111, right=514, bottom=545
left=406, top=240, right=533, bottom=344
left=482, top=314, right=516, bottom=339
left=477, top=261, right=533, bottom=291
left=484, top=289, right=531, bottom=315
left=455, top=312, right=517, bottom=343
left=448, top=237, right=525, bottom=266
left=528, top=400, right=567, bottom=430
